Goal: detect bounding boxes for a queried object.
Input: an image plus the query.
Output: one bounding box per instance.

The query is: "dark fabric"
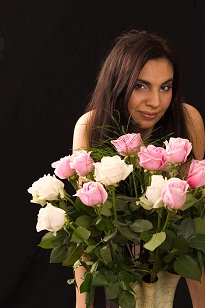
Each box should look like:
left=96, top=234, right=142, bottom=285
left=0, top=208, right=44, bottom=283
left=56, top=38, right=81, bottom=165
left=0, top=1, right=205, bottom=307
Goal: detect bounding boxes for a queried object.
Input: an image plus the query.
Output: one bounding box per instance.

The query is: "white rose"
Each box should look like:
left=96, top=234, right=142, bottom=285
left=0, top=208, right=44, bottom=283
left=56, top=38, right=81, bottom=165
left=36, top=203, right=66, bottom=235
left=94, top=155, right=133, bottom=186
left=28, top=174, right=65, bottom=206
left=141, top=175, right=166, bottom=209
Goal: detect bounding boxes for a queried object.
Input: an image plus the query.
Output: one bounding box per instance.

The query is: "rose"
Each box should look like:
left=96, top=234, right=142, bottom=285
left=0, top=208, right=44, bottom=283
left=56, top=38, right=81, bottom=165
left=164, top=137, right=192, bottom=164
left=75, top=182, right=108, bottom=206
left=186, top=159, right=205, bottom=188
left=139, top=175, right=167, bottom=210
left=51, top=155, right=76, bottom=179
left=27, top=174, right=65, bottom=206
left=161, top=178, right=189, bottom=209
left=36, top=203, right=66, bottom=235
left=146, top=175, right=167, bottom=208
left=111, top=133, right=143, bottom=156
left=137, top=145, right=167, bottom=170
left=94, top=155, right=133, bottom=186
left=70, top=150, right=94, bottom=176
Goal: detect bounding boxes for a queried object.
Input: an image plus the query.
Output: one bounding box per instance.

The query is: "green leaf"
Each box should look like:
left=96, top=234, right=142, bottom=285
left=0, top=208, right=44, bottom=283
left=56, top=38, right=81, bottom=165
left=59, top=200, right=69, bottom=214
left=63, top=244, right=84, bottom=266
left=50, top=245, right=68, bottom=263
left=172, top=235, right=189, bottom=255
left=160, top=230, right=174, bottom=250
left=119, top=271, right=133, bottom=284
left=174, top=255, right=202, bottom=281
left=178, top=217, right=195, bottom=240
left=38, top=230, right=67, bottom=249
left=105, top=271, right=117, bottom=283
left=116, top=197, right=129, bottom=211
left=92, top=271, right=109, bottom=287
left=75, top=215, right=92, bottom=229
left=100, top=246, right=112, bottom=265
left=139, top=230, right=152, bottom=243
left=163, top=249, right=178, bottom=263
left=118, top=290, right=136, bottom=308
left=85, top=286, right=95, bottom=308
left=85, top=245, right=95, bottom=254
left=96, top=218, right=113, bottom=231
left=105, top=282, right=119, bottom=299
left=80, top=272, right=92, bottom=293
left=188, top=234, right=205, bottom=253
left=144, top=232, right=166, bottom=251
left=101, top=201, right=113, bottom=216
left=71, top=226, right=91, bottom=243
left=103, top=228, right=118, bottom=242
left=130, top=219, right=153, bottom=233
left=180, top=193, right=198, bottom=211
left=194, top=216, right=205, bottom=234
left=38, top=233, right=55, bottom=249
left=117, top=226, right=139, bottom=243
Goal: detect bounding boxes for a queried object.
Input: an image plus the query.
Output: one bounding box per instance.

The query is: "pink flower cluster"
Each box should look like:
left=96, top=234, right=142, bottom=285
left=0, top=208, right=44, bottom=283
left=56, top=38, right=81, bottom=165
left=51, top=133, right=205, bottom=211
left=111, top=134, right=192, bottom=170
left=51, top=150, right=94, bottom=179
left=111, top=133, right=205, bottom=209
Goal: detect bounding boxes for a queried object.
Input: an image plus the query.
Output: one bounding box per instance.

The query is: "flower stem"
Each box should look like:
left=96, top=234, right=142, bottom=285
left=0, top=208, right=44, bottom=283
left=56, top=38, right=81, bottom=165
left=132, top=171, right=138, bottom=199
left=150, top=247, right=160, bottom=283
left=64, top=194, right=79, bottom=210
left=69, top=222, right=90, bottom=246
left=112, top=188, right=117, bottom=220
left=163, top=210, right=171, bottom=231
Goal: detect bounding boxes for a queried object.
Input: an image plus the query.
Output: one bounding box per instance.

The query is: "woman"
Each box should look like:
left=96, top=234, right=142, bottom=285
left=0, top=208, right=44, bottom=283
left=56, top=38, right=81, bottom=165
left=73, top=30, right=205, bottom=308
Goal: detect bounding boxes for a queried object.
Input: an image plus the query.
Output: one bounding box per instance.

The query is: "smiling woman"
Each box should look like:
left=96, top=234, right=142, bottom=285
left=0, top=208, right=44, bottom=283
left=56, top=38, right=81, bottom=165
left=127, top=58, right=174, bottom=137
left=72, top=30, right=205, bottom=308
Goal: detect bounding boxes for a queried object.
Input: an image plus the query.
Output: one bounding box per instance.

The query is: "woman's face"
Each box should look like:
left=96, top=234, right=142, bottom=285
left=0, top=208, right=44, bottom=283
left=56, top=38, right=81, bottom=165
left=128, top=58, right=174, bottom=136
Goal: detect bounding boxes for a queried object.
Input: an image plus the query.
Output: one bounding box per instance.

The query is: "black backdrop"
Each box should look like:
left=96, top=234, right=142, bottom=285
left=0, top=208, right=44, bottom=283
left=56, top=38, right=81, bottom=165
left=0, top=1, right=205, bottom=307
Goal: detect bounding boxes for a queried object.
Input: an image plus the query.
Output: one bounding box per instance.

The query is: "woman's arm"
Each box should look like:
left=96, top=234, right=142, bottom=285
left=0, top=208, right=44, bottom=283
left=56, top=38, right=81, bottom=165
left=183, top=103, right=205, bottom=308
left=72, top=111, right=94, bottom=308
left=183, top=103, right=205, bottom=160
left=72, top=111, right=92, bottom=151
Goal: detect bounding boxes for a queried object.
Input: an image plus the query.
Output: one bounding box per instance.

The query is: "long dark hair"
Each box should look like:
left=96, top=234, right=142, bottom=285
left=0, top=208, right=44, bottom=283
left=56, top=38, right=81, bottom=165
left=85, top=30, right=192, bottom=154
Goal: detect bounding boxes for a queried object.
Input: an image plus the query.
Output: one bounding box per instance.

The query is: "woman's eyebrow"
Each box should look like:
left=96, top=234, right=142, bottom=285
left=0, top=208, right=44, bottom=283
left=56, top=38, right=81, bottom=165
left=137, top=78, right=174, bottom=85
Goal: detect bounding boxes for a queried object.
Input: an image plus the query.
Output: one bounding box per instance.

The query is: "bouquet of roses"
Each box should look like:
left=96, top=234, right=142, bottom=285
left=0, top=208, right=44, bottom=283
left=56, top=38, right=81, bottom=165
left=28, top=133, right=205, bottom=308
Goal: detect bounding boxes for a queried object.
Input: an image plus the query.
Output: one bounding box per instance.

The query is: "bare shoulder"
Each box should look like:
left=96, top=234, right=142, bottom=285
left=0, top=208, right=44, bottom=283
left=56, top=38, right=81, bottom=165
left=183, top=103, right=205, bottom=159
left=72, top=111, right=93, bottom=151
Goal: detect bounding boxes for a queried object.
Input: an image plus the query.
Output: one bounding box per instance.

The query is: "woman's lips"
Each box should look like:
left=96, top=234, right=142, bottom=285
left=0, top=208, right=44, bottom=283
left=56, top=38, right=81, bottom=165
left=139, top=111, right=158, bottom=120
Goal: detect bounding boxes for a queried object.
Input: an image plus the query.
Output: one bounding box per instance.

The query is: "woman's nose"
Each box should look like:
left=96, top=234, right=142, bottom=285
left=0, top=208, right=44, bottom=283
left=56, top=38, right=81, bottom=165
left=145, top=91, right=160, bottom=108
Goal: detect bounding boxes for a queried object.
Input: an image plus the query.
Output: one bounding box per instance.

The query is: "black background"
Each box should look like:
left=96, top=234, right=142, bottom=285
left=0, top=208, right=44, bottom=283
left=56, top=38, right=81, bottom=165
left=0, top=1, right=204, bottom=307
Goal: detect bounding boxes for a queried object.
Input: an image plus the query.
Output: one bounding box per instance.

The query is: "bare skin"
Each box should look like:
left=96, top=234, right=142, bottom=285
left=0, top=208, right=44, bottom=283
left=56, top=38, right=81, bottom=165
left=73, top=59, right=205, bottom=308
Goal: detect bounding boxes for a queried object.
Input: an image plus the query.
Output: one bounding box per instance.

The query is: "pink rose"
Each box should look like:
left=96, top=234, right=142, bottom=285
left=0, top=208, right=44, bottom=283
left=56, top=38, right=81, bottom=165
left=137, top=145, right=167, bottom=170
left=71, top=150, right=94, bottom=176
left=75, top=182, right=108, bottom=206
left=164, top=137, right=192, bottom=164
left=111, top=133, right=143, bottom=156
left=51, top=156, right=76, bottom=179
left=161, top=178, right=189, bottom=209
left=186, top=159, right=205, bottom=188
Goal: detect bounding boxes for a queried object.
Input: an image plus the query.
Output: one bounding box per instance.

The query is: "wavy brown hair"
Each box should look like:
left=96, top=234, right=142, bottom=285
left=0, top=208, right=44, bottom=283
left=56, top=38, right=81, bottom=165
left=85, top=30, right=192, bottom=155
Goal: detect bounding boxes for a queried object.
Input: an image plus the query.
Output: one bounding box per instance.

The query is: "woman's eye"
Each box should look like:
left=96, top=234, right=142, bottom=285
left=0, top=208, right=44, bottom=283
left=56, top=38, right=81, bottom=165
left=135, top=83, right=148, bottom=90
left=160, top=84, right=172, bottom=91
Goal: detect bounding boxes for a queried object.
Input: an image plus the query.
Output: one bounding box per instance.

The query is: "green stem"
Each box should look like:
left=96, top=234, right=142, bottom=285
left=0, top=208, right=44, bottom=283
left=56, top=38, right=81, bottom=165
left=193, top=187, right=200, bottom=197
left=150, top=247, right=160, bottom=283
left=64, top=194, right=79, bottom=210
left=112, top=188, right=117, bottom=220
left=132, top=171, right=138, bottom=199
left=157, top=212, right=161, bottom=230
left=150, top=210, right=169, bottom=283
left=163, top=210, right=171, bottom=231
